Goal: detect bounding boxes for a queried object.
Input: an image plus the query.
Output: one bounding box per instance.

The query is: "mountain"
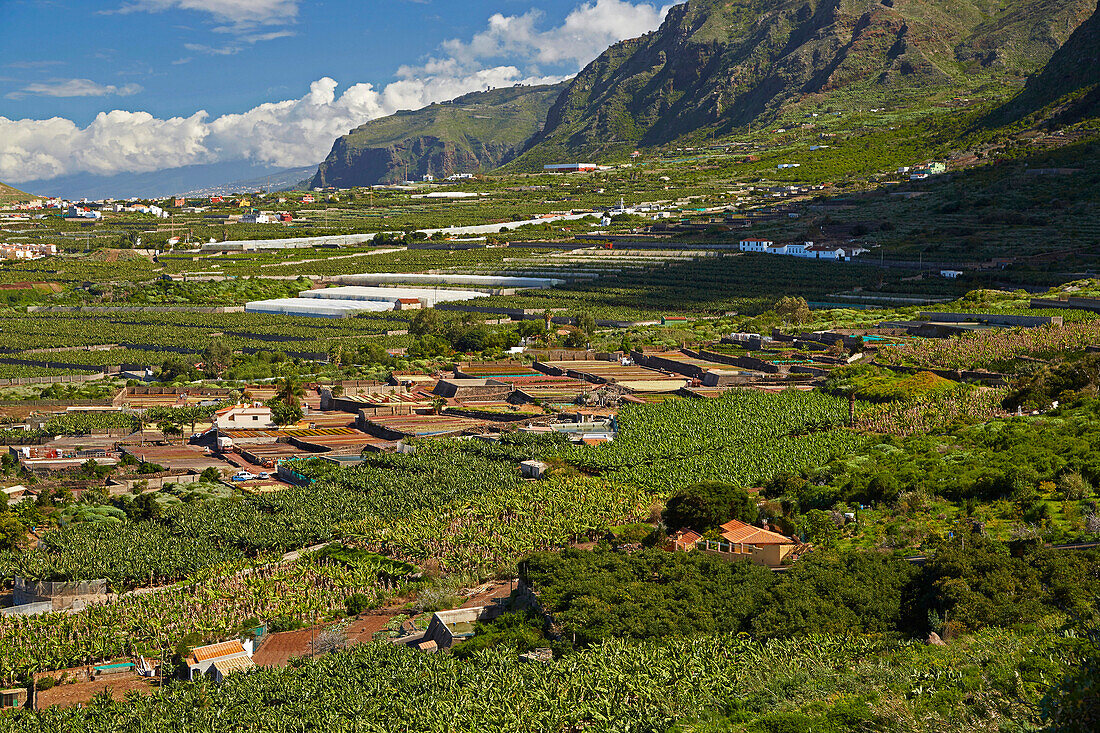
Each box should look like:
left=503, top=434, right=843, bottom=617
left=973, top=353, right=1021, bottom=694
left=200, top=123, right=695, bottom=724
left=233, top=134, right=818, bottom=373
left=309, top=83, right=568, bottom=188
left=0, top=181, right=34, bottom=204
left=515, top=0, right=1096, bottom=162
left=20, top=161, right=317, bottom=201
left=182, top=166, right=317, bottom=197
left=995, top=0, right=1100, bottom=123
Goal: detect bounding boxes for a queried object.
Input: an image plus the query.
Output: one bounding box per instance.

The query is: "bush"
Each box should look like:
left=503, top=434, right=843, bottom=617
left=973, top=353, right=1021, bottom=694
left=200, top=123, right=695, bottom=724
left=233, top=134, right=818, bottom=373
left=267, top=616, right=305, bottom=633
left=35, top=677, right=56, bottom=691
left=344, top=593, right=371, bottom=617
left=663, top=482, right=758, bottom=533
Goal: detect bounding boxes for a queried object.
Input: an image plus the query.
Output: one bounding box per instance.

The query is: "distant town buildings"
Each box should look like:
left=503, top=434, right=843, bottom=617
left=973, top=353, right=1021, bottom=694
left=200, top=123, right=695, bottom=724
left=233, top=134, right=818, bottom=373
left=909, top=162, right=946, bottom=180
left=739, top=238, right=867, bottom=262
left=0, top=243, right=56, bottom=260
left=65, top=206, right=101, bottom=220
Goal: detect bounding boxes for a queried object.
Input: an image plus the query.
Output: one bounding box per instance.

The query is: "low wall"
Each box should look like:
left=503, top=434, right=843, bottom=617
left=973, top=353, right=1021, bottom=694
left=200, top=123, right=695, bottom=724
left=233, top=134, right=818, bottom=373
left=918, top=312, right=1062, bottom=328
left=695, top=350, right=781, bottom=374
left=106, top=471, right=201, bottom=495
left=632, top=351, right=707, bottom=379
left=27, top=306, right=245, bottom=314
left=1031, top=297, right=1100, bottom=314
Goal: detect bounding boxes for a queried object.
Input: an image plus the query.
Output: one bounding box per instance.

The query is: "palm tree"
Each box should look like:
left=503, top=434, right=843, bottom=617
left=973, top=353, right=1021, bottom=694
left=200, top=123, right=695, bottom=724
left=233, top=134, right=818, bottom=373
left=274, top=376, right=305, bottom=408
left=157, top=420, right=180, bottom=445
left=136, top=413, right=148, bottom=446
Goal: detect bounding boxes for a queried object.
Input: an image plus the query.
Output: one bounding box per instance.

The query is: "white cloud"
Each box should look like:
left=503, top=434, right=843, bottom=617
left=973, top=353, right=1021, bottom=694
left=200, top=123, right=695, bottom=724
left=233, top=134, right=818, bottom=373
left=6, top=79, right=143, bottom=100
left=438, top=0, right=674, bottom=69
left=0, top=70, right=550, bottom=182
left=1, top=1, right=672, bottom=184
left=112, top=0, right=299, bottom=31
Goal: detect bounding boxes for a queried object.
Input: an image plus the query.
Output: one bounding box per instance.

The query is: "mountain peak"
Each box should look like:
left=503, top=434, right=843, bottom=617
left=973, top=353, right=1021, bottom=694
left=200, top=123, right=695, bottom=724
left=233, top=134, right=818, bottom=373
left=309, top=83, right=568, bottom=188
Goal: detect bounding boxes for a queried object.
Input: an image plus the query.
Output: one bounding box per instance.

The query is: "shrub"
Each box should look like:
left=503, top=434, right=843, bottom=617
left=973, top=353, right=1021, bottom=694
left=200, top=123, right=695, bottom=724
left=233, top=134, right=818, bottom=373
left=344, top=593, right=371, bottom=617
left=663, top=482, right=758, bottom=533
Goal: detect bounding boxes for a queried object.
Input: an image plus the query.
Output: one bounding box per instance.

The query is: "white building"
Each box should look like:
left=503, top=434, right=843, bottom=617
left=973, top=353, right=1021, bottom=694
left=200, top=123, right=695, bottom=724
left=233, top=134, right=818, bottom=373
left=739, top=238, right=774, bottom=252
left=0, top=243, right=56, bottom=260
left=941, top=270, right=963, bottom=279
left=214, top=404, right=275, bottom=431
left=65, top=206, right=101, bottom=220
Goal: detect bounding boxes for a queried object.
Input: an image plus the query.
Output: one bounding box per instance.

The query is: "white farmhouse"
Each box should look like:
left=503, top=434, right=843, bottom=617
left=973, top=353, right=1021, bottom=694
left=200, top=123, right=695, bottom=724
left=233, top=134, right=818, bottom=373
left=739, top=238, right=773, bottom=252
left=214, top=403, right=275, bottom=431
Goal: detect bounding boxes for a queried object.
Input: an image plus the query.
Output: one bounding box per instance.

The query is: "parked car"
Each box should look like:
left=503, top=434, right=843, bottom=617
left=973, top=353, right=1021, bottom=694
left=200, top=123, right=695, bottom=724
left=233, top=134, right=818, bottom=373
left=256, top=471, right=270, bottom=480
left=231, top=471, right=256, bottom=482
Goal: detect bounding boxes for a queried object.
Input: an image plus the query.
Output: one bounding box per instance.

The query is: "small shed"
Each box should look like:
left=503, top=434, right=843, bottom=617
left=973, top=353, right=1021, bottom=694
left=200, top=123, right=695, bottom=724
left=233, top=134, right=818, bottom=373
left=210, top=656, right=256, bottom=683
left=0, top=687, right=25, bottom=709
left=520, top=460, right=549, bottom=479
left=184, top=639, right=254, bottom=681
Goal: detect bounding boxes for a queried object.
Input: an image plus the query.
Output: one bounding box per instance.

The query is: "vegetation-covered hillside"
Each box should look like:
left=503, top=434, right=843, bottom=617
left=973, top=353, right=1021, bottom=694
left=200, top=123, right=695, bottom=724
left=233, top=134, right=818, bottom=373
left=309, top=83, right=568, bottom=188
left=514, top=0, right=1096, bottom=162
left=0, top=181, right=33, bottom=204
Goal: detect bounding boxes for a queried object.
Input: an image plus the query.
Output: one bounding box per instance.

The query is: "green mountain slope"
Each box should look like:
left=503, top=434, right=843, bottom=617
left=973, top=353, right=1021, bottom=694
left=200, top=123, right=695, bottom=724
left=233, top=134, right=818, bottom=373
left=515, top=0, right=1095, bottom=163
left=995, top=0, right=1100, bottom=123
left=0, top=181, right=34, bottom=204
left=309, top=83, right=568, bottom=188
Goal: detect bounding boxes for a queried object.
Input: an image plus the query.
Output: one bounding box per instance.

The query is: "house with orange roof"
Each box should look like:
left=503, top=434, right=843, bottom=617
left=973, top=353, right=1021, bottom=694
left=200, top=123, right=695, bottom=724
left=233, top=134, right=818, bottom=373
left=716, top=518, right=799, bottom=567
left=671, top=529, right=702, bottom=552
left=184, top=639, right=255, bottom=681
left=672, top=519, right=800, bottom=568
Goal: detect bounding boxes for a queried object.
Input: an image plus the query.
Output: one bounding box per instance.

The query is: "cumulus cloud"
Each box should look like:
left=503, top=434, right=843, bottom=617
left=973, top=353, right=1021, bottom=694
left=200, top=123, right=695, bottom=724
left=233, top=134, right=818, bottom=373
left=0, top=70, right=549, bottom=182
left=1, top=1, right=672, bottom=183
left=438, top=0, right=674, bottom=69
left=6, top=79, right=143, bottom=100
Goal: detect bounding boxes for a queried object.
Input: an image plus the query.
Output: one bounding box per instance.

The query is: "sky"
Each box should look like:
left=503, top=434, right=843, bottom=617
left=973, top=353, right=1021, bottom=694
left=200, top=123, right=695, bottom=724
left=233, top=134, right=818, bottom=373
left=0, top=0, right=674, bottom=187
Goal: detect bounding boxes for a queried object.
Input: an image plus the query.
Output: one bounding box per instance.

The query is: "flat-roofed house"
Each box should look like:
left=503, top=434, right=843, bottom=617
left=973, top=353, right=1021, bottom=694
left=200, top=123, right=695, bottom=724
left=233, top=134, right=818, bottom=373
left=214, top=404, right=275, bottom=431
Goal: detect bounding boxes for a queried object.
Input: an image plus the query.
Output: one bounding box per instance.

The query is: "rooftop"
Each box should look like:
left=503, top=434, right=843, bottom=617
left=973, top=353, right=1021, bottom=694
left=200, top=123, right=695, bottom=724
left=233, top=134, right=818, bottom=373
left=719, top=519, right=795, bottom=546
left=187, top=640, right=247, bottom=665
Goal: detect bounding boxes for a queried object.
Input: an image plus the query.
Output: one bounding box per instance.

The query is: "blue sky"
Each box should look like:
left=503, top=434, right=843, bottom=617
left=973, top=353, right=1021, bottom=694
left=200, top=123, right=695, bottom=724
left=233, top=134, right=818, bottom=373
left=0, top=0, right=672, bottom=185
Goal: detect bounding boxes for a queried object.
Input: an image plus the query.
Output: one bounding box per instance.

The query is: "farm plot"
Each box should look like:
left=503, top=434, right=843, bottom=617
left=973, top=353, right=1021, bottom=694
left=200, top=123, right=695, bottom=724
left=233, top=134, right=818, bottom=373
left=363, top=414, right=490, bottom=439
left=560, top=389, right=863, bottom=493
left=537, top=360, right=687, bottom=391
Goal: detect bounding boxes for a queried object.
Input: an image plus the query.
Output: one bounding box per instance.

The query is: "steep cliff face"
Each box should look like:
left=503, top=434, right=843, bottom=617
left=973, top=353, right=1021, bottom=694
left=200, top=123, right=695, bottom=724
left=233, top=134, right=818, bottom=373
left=309, top=83, right=567, bottom=188
left=995, top=0, right=1100, bottom=123
left=515, top=0, right=1095, bottom=162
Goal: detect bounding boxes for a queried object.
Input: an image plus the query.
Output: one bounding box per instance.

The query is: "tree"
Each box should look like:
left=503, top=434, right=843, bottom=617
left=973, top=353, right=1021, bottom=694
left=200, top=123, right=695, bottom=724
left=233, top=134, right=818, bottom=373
left=662, top=482, right=759, bottom=533
left=409, top=308, right=441, bottom=337
left=157, top=421, right=180, bottom=444
left=576, top=312, right=597, bottom=335
left=775, top=296, right=811, bottom=325
left=270, top=401, right=303, bottom=426
left=1057, top=471, right=1091, bottom=501
left=135, top=413, right=149, bottom=446
left=274, top=376, right=305, bottom=409
left=0, top=516, right=24, bottom=551
left=202, top=340, right=234, bottom=377
left=563, top=330, right=588, bottom=349
left=159, top=356, right=197, bottom=382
